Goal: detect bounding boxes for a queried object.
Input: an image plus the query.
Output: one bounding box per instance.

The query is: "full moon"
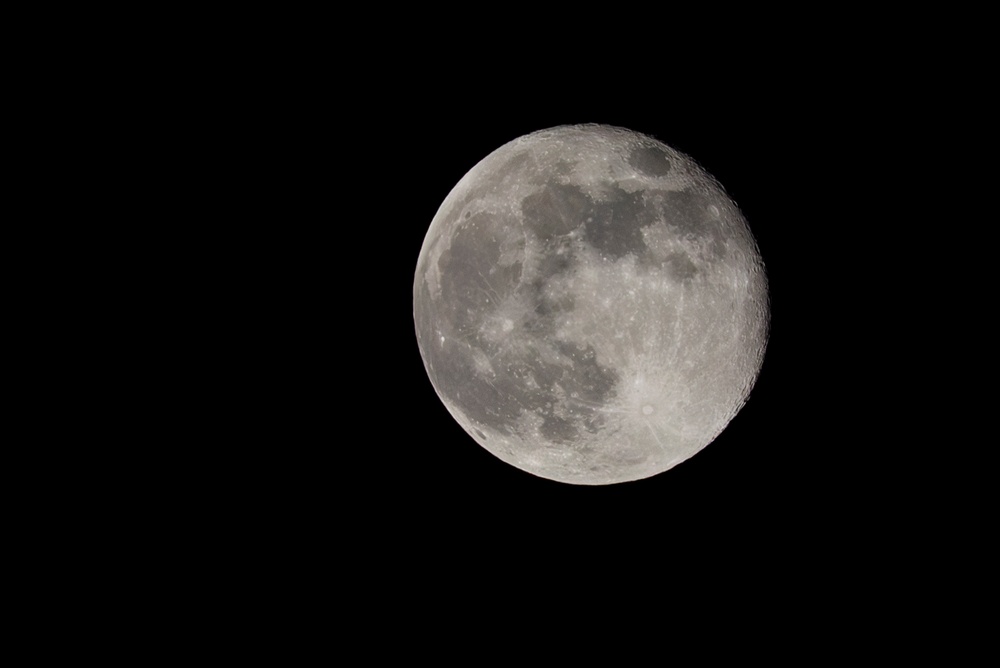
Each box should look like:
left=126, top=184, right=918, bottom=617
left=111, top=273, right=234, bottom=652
left=413, top=125, right=769, bottom=485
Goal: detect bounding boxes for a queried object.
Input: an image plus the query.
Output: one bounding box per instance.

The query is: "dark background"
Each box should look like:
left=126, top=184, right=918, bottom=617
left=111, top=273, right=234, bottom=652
left=44, top=15, right=982, bottom=643
left=106, top=24, right=992, bottom=640
left=107, top=14, right=994, bottom=642
left=210, top=56, right=944, bottom=590
left=343, top=87, right=897, bottom=552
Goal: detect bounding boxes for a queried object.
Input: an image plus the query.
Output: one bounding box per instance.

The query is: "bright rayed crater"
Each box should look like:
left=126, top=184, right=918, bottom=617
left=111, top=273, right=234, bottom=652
left=413, top=124, right=769, bottom=485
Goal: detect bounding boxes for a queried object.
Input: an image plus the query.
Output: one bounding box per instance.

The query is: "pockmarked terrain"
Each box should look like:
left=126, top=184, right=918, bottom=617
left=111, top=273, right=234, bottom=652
left=414, top=125, right=769, bottom=485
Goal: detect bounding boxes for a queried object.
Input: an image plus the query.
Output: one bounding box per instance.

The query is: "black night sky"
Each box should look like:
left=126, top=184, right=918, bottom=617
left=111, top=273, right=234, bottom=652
left=225, top=63, right=923, bottom=583
left=375, top=91, right=880, bottom=543
left=120, top=16, right=976, bottom=634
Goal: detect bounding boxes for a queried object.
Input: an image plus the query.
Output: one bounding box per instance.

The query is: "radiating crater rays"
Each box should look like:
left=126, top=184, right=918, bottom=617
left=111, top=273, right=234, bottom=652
left=414, top=124, right=769, bottom=484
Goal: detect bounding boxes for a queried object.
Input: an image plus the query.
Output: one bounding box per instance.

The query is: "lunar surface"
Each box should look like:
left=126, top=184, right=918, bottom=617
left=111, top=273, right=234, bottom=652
left=413, top=125, right=769, bottom=485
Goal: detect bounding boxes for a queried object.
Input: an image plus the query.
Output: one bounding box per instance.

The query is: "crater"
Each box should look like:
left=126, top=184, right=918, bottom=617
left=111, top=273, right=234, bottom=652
left=628, top=146, right=673, bottom=176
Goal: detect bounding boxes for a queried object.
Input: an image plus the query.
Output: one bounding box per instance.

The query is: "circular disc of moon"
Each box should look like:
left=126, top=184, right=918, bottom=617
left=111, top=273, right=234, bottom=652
left=413, top=124, right=769, bottom=485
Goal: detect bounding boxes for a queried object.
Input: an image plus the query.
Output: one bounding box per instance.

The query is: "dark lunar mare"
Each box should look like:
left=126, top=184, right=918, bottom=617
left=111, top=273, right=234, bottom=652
left=627, top=146, right=673, bottom=176
left=521, top=182, right=654, bottom=259
left=417, top=178, right=731, bottom=445
left=418, top=200, right=621, bottom=444
left=647, top=189, right=727, bottom=259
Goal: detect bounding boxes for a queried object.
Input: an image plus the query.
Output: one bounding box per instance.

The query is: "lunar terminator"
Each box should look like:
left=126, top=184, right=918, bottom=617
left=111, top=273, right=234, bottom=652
left=413, top=124, right=769, bottom=485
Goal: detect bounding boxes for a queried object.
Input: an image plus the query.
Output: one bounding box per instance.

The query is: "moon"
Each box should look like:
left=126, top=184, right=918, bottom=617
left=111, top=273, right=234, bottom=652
left=413, top=124, right=769, bottom=485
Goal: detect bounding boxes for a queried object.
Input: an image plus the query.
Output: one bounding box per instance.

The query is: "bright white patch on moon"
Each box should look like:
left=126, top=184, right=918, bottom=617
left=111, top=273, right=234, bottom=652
left=413, top=124, right=769, bottom=485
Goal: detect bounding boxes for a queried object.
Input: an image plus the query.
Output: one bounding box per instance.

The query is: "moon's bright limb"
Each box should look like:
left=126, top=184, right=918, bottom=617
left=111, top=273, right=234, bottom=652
left=413, top=124, right=769, bottom=485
